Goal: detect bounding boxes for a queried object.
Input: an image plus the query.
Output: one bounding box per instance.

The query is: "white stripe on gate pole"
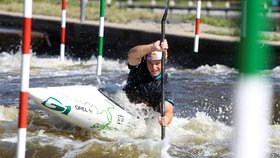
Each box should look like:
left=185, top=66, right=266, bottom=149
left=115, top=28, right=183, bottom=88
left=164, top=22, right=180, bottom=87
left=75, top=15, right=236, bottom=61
left=97, top=16, right=104, bottom=75
left=235, top=77, right=272, bottom=158
left=17, top=0, right=32, bottom=158
left=194, top=0, right=201, bottom=53
left=60, top=0, right=66, bottom=61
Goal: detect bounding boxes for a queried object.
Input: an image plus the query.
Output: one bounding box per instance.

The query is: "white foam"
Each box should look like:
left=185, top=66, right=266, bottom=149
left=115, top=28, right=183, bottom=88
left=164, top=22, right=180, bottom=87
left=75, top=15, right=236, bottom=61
left=194, top=64, right=236, bottom=75
left=1, top=136, right=17, bottom=143
left=0, top=52, right=129, bottom=77
left=0, top=105, right=18, bottom=121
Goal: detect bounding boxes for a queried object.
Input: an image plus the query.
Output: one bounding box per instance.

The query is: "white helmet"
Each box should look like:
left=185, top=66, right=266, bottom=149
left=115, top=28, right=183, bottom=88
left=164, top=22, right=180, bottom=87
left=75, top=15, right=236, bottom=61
left=145, top=51, right=162, bottom=61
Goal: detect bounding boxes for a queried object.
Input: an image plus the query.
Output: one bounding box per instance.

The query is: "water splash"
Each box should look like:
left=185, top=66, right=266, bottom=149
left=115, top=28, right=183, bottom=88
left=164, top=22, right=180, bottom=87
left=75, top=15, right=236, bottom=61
left=0, top=105, right=18, bottom=121
left=194, top=64, right=236, bottom=75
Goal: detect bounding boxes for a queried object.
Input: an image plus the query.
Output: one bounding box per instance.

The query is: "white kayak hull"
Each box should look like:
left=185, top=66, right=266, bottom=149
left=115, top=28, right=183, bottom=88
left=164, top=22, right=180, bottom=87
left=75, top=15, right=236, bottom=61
left=29, top=86, right=132, bottom=130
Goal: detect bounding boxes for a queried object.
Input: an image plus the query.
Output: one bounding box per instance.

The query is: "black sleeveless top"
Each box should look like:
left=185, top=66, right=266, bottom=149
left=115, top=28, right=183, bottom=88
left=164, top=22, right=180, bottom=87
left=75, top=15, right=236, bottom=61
left=123, top=59, right=174, bottom=112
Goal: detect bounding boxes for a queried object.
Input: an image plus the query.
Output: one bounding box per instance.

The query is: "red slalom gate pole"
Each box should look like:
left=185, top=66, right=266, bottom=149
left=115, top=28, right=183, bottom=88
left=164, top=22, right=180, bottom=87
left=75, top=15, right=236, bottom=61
left=17, top=0, right=32, bottom=158
left=194, top=0, right=201, bottom=53
left=60, top=0, right=66, bottom=61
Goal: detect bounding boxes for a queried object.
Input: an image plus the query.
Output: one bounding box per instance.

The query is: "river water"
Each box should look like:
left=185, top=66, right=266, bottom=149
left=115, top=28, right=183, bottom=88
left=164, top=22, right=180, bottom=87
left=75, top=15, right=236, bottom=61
left=1, top=51, right=280, bottom=158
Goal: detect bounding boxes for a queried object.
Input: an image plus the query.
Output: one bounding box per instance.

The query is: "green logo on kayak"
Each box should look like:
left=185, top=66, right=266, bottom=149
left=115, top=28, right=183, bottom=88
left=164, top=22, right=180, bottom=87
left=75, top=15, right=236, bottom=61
left=90, top=123, right=113, bottom=130
left=42, top=97, right=71, bottom=115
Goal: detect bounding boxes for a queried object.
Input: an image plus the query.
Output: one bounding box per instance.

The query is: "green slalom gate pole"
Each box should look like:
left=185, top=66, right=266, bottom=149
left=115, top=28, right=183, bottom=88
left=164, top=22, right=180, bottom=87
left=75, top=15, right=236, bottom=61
left=234, top=0, right=273, bottom=158
left=97, top=0, right=105, bottom=75
left=240, top=0, right=271, bottom=74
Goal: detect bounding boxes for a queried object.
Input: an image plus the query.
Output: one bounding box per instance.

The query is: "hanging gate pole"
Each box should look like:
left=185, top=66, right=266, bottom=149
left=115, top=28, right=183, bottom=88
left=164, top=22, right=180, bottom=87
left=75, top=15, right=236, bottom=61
left=97, top=0, right=105, bottom=75
left=17, top=0, right=32, bottom=158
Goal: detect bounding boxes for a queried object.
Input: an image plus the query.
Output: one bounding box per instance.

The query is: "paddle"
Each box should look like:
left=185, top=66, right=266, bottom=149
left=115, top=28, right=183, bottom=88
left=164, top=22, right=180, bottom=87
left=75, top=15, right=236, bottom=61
left=160, top=0, right=169, bottom=140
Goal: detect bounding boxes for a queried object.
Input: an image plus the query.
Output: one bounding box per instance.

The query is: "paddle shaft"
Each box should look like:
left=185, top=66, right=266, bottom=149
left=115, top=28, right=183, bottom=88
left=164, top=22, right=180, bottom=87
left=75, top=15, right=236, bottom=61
left=160, top=1, right=169, bottom=140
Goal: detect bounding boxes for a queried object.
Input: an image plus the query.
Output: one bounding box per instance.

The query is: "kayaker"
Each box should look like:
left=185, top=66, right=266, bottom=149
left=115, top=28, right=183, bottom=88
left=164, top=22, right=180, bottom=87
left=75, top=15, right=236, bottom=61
left=123, top=39, right=174, bottom=127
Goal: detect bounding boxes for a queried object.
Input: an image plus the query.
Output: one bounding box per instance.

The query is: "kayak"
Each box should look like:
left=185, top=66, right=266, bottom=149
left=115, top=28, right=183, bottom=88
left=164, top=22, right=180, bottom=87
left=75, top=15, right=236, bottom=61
left=28, top=86, right=132, bottom=130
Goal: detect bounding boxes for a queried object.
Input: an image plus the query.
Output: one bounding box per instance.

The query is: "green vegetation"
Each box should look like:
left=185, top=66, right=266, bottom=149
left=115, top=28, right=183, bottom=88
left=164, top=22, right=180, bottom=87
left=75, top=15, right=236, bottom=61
left=0, top=0, right=238, bottom=27
left=1, top=0, right=278, bottom=40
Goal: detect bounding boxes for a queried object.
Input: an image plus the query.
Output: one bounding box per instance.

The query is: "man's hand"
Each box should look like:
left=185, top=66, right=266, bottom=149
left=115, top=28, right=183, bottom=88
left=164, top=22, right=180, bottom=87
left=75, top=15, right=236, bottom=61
left=153, top=39, right=168, bottom=52
left=158, top=101, right=174, bottom=126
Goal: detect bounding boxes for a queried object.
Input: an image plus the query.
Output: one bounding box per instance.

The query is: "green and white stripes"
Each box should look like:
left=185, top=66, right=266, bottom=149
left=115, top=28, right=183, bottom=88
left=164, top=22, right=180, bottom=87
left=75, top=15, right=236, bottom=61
left=97, top=0, right=105, bottom=75
left=234, top=0, right=273, bottom=157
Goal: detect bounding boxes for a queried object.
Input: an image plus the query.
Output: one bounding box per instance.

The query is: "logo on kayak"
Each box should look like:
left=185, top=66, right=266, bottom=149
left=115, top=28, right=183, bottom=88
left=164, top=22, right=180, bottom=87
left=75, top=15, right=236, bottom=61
left=117, top=115, right=124, bottom=124
left=42, top=97, right=71, bottom=115
left=90, top=123, right=113, bottom=130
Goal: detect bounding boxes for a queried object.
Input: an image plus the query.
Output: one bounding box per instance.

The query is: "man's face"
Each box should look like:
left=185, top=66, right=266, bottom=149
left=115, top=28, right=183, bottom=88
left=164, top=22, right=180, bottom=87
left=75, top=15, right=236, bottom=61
left=146, top=60, right=162, bottom=77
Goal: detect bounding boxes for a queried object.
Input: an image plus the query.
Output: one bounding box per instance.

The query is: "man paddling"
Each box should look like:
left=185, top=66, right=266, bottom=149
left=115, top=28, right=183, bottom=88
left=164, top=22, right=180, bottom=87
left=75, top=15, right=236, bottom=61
left=123, top=39, right=174, bottom=126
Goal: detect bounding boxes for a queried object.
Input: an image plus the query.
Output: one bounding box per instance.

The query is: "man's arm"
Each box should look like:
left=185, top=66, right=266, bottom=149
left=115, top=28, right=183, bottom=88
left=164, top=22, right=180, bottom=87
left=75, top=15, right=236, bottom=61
left=158, top=101, right=174, bottom=126
left=128, top=43, right=155, bottom=66
left=127, top=40, right=168, bottom=66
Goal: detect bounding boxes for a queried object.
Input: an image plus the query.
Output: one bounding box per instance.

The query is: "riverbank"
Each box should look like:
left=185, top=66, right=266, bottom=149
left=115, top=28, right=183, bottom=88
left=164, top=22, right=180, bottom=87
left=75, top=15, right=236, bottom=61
left=0, top=0, right=280, bottom=41
left=1, top=8, right=279, bottom=43
left=0, top=10, right=279, bottom=69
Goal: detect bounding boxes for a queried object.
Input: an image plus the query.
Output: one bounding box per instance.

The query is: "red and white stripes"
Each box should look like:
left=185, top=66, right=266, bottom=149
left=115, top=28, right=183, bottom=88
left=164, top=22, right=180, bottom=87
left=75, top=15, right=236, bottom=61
left=194, top=0, right=201, bottom=53
left=17, top=0, right=32, bottom=158
left=60, top=0, right=66, bottom=61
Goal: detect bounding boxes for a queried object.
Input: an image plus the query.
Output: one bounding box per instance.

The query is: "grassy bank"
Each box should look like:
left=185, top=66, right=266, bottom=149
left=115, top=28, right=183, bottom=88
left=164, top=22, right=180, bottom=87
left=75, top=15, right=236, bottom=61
left=0, top=0, right=238, bottom=27
left=0, top=0, right=279, bottom=41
